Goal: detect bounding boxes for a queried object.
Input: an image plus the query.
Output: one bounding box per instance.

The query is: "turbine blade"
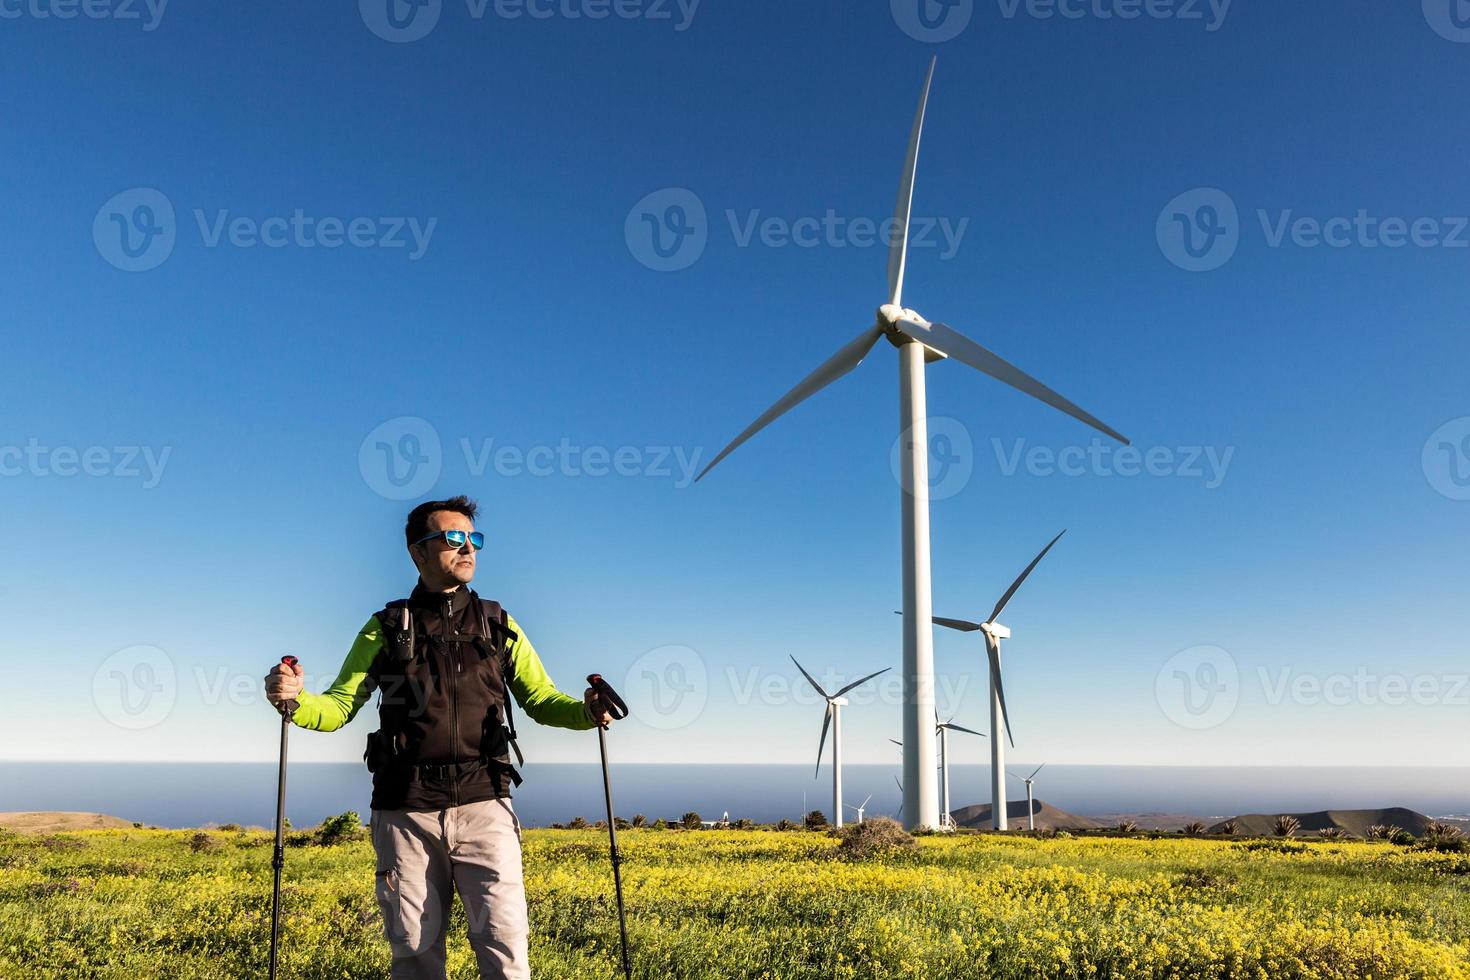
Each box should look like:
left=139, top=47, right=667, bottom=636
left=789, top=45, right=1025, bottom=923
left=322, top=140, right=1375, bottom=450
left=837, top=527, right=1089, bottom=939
left=987, top=637, right=1015, bottom=748
left=1006, top=769, right=1023, bottom=780
left=888, top=738, right=903, bottom=747
left=1028, top=763, right=1046, bottom=780
left=891, top=318, right=1129, bottom=445
left=834, top=666, right=891, bottom=699
left=945, top=723, right=986, bottom=738
left=815, top=703, right=832, bottom=778
left=933, top=615, right=983, bottom=633
left=886, top=57, right=936, bottom=308
left=790, top=655, right=830, bottom=700
left=861, top=794, right=872, bottom=809
left=696, top=325, right=885, bottom=481
left=990, top=530, right=1067, bottom=623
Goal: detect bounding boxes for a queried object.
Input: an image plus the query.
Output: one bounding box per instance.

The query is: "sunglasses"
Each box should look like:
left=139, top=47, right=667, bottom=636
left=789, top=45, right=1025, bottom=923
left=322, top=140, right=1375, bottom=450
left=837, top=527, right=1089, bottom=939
left=413, top=529, right=485, bottom=551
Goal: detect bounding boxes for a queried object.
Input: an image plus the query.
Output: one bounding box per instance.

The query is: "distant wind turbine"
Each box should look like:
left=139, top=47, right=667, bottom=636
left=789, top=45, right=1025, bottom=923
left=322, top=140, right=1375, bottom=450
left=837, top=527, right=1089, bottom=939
left=936, top=710, right=985, bottom=830
left=933, top=530, right=1066, bottom=830
left=844, top=794, right=874, bottom=825
left=696, top=60, right=1129, bottom=830
left=1007, top=764, right=1046, bottom=831
left=792, top=656, right=890, bottom=829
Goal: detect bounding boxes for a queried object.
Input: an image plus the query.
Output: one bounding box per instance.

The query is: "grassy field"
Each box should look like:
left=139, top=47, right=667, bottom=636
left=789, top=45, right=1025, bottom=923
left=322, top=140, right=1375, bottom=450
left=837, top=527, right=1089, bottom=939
left=2, top=823, right=1469, bottom=979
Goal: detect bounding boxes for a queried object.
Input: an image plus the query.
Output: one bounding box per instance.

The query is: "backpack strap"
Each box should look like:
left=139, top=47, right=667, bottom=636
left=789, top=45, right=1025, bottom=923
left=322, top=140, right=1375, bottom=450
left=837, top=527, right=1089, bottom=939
left=475, top=596, right=525, bottom=773
left=377, top=599, right=415, bottom=672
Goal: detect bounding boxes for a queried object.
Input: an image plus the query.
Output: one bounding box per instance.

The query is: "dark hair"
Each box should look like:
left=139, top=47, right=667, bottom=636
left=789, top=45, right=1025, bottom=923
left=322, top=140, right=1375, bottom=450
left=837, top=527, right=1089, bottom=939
left=404, top=495, right=479, bottom=546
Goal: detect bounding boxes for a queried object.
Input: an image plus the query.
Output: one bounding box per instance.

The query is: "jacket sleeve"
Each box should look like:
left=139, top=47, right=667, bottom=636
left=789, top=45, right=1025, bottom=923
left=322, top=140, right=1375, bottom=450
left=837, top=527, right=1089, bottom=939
left=506, top=614, right=597, bottom=731
left=289, top=616, right=384, bottom=732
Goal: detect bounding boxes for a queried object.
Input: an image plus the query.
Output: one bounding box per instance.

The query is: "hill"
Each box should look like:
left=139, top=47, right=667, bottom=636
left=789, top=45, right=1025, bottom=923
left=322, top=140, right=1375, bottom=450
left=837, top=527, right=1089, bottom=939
left=949, top=799, right=1101, bottom=830
left=1208, top=807, right=1436, bottom=838
left=0, top=812, right=134, bottom=833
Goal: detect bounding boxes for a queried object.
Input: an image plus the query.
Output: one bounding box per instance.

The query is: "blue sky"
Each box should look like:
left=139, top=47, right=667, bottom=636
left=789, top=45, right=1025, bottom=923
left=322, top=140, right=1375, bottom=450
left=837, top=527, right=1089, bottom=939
left=2, top=1, right=1468, bottom=771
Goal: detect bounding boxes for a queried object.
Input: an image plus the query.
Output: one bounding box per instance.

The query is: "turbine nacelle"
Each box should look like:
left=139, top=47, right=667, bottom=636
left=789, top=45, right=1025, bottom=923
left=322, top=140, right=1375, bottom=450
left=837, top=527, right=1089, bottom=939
left=980, top=621, right=1011, bottom=642
left=877, top=304, right=948, bottom=361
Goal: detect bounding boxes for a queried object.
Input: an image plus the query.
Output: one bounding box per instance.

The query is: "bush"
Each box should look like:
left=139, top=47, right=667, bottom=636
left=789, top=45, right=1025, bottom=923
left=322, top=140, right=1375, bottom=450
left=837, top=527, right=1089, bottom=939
left=733, top=818, right=755, bottom=830
left=218, top=824, right=241, bottom=833
left=1318, top=827, right=1349, bottom=840
left=316, top=811, right=365, bottom=846
left=631, top=814, right=647, bottom=828
left=833, top=817, right=916, bottom=860
left=567, top=817, right=588, bottom=830
left=774, top=819, right=798, bottom=832
left=804, top=810, right=829, bottom=832
left=1274, top=815, right=1302, bottom=838
left=187, top=833, right=222, bottom=854
left=681, top=812, right=703, bottom=830
left=1181, top=821, right=1207, bottom=836
left=1367, top=824, right=1400, bottom=840
left=1219, top=820, right=1238, bottom=836
left=650, top=819, right=667, bottom=830
left=1114, top=819, right=1138, bottom=834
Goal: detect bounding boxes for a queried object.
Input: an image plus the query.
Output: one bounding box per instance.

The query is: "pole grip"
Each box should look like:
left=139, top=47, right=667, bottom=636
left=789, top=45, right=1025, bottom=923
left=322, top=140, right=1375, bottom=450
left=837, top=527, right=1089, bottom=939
left=585, top=673, right=629, bottom=721
left=277, top=655, right=300, bottom=718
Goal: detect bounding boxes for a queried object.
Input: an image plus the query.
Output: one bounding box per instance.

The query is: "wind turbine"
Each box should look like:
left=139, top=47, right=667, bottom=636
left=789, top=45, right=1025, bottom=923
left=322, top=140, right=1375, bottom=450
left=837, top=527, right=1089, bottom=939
left=844, top=794, right=874, bottom=825
left=792, top=656, right=890, bottom=829
left=936, top=711, right=985, bottom=830
left=933, top=530, right=1066, bottom=830
left=1008, top=764, right=1046, bottom=831
left=695, top=60, right=1129, bottom=830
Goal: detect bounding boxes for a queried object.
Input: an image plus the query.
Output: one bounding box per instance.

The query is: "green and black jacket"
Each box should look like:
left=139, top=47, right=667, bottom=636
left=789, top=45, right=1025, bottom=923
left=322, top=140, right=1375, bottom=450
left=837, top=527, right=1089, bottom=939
left=291, top=583, right=595, bottom=809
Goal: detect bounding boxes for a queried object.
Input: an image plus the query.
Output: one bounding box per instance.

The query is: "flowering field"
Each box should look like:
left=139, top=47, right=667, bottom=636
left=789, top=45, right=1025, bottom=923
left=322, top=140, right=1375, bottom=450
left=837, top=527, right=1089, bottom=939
left=3, top=825, right=1469, bottom=979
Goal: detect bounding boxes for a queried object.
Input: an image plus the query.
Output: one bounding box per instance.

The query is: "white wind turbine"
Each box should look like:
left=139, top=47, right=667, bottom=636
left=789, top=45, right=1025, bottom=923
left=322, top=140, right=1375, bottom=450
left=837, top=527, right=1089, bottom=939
left=935, top=710, right=986, bottom=830
left=792, top=656, right=890, bottom=829
left=696, top=59, right=1129, bottom=830
left=1008, top=763, right=1046, bottom=831
left=933, top=530, right=1066, bottom=830
left=844, top=794, right=874, bottom=825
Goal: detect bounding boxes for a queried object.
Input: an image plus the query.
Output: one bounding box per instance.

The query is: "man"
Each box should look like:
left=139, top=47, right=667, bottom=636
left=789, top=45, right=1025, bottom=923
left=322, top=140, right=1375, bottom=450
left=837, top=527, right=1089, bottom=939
left=264, top=495, right=616, bottom=980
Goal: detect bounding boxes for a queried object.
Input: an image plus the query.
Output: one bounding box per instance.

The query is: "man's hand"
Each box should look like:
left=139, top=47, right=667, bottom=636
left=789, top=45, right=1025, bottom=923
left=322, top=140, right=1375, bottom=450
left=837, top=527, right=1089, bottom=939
left=265, top=659, right=304, bottom=708
left=584, top=686, right=616, bottom=727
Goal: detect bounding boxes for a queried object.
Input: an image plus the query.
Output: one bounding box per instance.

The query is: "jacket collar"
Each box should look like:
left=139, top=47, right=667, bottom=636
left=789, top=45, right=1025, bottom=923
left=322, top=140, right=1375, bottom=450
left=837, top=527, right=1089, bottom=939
left=409, top=581, right=475, bottom=614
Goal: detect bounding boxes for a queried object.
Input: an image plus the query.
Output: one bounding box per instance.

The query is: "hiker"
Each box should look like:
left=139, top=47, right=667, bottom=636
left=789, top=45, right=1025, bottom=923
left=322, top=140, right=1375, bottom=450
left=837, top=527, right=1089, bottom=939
left=263, top=495, right=618, bottom=980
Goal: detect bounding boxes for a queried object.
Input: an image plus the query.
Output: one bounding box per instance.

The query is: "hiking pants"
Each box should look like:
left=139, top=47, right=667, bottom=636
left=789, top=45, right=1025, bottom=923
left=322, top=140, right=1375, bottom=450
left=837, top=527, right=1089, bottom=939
left=370, top=799, right=530, bottom=979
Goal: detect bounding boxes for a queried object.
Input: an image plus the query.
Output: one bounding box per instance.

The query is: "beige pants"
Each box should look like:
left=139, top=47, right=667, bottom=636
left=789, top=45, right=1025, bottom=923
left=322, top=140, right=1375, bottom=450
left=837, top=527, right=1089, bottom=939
left=370, top=799, right=530, bottom=980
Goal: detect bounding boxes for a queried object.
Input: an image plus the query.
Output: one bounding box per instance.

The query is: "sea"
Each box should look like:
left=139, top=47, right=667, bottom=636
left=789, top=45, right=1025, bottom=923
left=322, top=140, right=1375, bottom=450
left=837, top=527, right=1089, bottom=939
left=3, top=763, right=1468, bottom=829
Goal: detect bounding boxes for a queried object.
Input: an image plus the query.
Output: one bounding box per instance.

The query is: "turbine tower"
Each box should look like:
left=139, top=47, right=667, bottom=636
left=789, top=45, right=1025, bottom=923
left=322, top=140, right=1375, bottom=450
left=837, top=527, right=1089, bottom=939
left=934, top=531, right=1066, bottom=830
left=1008, top=764, right=1046, bottom=831
left=936, top=711, right=985, bottom=830
left=697, top=61, right=1129, bottom=829
left=792, top=656, right=889, bottom=829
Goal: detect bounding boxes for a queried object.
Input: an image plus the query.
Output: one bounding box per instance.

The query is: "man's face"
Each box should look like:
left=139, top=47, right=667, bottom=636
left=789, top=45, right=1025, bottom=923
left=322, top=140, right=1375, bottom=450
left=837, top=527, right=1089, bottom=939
left=410, top=510, right=477, bottom=588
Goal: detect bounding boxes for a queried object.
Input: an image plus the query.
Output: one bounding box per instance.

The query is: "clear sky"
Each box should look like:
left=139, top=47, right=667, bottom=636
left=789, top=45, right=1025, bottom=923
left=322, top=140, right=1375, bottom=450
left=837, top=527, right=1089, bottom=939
left=2, top=0, right=1467, bottom=770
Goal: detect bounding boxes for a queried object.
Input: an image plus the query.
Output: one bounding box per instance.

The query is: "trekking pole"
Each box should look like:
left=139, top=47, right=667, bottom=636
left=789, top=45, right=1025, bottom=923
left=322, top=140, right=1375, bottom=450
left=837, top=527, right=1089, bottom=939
left=269, top=655, right=299, bottom=980
left=586, top=673, right=631, bottom=980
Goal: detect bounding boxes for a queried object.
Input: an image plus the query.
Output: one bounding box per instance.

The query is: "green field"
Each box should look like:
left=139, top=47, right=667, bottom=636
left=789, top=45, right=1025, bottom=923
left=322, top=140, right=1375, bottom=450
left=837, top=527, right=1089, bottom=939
left=3, top=824, right=1469, bottom=979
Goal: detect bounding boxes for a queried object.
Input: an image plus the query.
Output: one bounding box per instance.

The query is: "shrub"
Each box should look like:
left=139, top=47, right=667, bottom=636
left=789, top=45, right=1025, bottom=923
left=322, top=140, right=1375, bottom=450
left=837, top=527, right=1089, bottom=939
left=38, top=836, right=86, bottom=850
left=681, top=812, right=703, bottom=830
left=1274, top=815, right=1302, bottom=838
left=1114, top=819, right=1138, bottom=834
left=187, top=833, right=223, bottom=854
left=567, top=817, right=588, bottom=830
left=650, top=819, right=667, bottom=830
left=631, top=814, right=647, bottom=828
left=316, top=811, right=365, bottom=846
left=1181, top=821, right=1207, bottom=836
left=1392, top=830, right=1417, bottom=847
left=733, top=818, right=755, bottom=830
left=1219, top=820, right=1238, bottom=836
left=1425, top=821, right=1465, bottom=842
left=833, top=817, right=917, bottom=860
left=219, top=824, right=241, bottom=833
left=1318, top=827, right=1348, bottom=840
left=774, top=819, right=798, bottom=832
left=1367, top=824, right=1399, bottom=840
left=804, top=810, right=829, bottom=832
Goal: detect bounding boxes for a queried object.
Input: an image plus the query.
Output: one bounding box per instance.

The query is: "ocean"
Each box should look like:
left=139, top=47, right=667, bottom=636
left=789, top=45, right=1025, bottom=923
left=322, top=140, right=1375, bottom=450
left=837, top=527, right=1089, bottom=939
left=3, top=763, right=1468, bottom=829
